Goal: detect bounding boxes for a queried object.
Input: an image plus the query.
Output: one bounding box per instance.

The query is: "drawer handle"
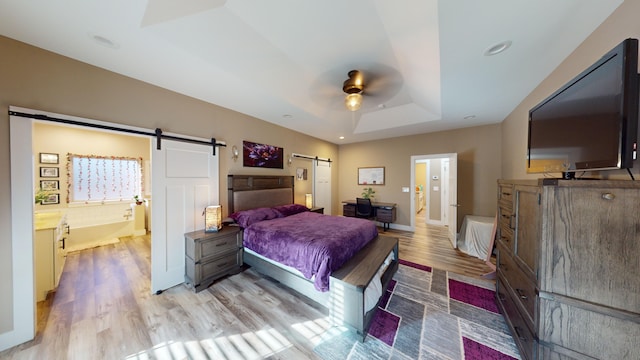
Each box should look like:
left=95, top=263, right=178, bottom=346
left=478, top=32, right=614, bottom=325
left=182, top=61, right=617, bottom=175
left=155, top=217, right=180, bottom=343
left=216, top=241, right=229, bottom=247
left=516, top=288, right=527, bottom=300
left=500, top=264, right=508, bottom=272
left=217, top=261, right=230, bottom=268
left=602, top=193, right=615, bottom=200
left=509, top=215, right=515, bottom=230
left=514, top=326, right=527, bottom=342
left=501, top=235, right=510, bottom=243
left=60, top=237, right=65, bottom=250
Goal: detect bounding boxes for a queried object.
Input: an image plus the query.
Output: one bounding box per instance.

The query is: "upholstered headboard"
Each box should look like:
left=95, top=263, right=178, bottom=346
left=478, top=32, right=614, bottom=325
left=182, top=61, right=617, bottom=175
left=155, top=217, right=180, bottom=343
left=228, top=175, right=294, bottom=213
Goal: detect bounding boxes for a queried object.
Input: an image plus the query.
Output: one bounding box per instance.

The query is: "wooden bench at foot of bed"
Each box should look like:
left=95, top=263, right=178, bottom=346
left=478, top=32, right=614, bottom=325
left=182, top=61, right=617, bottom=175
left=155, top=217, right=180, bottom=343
left=243, top=234, right=399, bottom=341
left=330, top=235, right=399, bottom=340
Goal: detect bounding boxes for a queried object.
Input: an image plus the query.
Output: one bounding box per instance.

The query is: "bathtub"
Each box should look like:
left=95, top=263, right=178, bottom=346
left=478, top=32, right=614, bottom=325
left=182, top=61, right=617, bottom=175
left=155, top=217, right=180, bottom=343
left=61, top=203, right=146, bottom=252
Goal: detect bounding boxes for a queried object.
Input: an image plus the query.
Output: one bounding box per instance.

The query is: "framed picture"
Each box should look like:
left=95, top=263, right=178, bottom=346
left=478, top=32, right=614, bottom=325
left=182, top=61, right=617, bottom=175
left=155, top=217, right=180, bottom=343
left=358, top=167, right=385, bottom=185
left=39, top=153, right=59, bottom=164
left=296, top=168, right=307, bottom=180
left=242, top=140, right=284, bottom=169
left=41, top=193, right=59, bottom=205
left=40, top=167, right=59, bottom=178
left=40, top=180, right=59, bottom=191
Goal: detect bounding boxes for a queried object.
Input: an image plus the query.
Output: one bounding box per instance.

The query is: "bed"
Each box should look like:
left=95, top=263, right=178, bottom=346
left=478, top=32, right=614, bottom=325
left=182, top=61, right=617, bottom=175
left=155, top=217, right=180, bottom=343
left=228, top=175, right=399, bottom=340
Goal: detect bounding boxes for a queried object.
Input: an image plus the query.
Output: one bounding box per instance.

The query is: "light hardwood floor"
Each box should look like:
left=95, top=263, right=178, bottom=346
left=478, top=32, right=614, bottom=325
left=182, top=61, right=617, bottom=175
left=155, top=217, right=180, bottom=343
left=1, top=216, right=495, bottom=359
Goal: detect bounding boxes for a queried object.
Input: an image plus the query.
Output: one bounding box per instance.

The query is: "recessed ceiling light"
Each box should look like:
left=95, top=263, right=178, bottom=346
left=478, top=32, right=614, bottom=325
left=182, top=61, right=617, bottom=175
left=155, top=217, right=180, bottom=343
left=463, top=115, right=476, bottom=120
left=282, top=114, right=292, bottom=118
left=89, top=33, right=120, bottom=49
left=484, top=40, right=512, bottom=56
left=339, top=136, right=345, bottom=140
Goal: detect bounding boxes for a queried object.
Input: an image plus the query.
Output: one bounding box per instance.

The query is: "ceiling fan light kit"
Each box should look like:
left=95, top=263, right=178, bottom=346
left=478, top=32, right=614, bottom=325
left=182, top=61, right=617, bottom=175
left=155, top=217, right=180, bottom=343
left=343, top=70, right=364, bottom=111
left=345, top=93, right=363, bottom=111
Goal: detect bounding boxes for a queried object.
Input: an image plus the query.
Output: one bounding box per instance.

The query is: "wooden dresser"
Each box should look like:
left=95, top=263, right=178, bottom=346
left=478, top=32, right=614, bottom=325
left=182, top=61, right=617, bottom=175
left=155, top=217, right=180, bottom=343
left=496, top=179, right=639, bottom=360
left=184, top=226, right=243, bottom=292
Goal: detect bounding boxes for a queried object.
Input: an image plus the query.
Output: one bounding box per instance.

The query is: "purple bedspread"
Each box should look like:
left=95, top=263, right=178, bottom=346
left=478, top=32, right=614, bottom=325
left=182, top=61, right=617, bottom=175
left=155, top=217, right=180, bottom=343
left=243, top=212, right=378, bottom=292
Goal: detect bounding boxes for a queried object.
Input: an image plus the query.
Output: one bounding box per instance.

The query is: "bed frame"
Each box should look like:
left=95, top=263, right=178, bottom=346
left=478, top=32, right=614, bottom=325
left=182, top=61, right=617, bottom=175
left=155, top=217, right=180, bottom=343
left=228, top=175, right=399, bottom=340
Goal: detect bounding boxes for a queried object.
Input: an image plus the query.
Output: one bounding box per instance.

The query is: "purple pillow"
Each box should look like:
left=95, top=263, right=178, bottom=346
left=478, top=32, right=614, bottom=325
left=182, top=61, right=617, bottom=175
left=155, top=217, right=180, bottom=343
left=273, top=204, right=310, bottom=217
left=229, top=207, right=282, bottom=228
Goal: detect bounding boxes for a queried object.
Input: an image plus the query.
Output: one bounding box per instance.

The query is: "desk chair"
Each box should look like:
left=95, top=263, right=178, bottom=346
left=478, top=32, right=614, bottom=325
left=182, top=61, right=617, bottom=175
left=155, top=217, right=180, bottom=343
left=356, top=198, right=375, bottom=220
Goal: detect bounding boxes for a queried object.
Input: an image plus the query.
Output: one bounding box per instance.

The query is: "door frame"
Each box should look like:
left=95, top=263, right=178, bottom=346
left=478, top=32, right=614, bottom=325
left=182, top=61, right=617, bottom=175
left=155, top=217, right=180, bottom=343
left=6, top=106, right=218, bottom=349
left=410, top=153, right=457, bottom=232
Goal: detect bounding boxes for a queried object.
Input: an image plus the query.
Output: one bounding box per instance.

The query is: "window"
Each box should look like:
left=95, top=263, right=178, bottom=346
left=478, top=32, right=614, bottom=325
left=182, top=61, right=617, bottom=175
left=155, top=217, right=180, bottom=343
left=67, top=154, right=143, bottom=203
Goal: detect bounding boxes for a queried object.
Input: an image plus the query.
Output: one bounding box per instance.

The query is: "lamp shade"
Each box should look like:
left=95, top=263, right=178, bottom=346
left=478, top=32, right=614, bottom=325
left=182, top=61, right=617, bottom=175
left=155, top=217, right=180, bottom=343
left=204, top=205, right=222, bottom=232
left=345, top=93, right=363, bottom=111
left=305, top=193, right=313, bottom=209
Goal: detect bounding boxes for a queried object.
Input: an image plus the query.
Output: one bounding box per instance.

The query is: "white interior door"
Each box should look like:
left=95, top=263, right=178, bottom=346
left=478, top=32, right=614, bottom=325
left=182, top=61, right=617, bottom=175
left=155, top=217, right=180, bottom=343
left=313, top=160, right=332, bottom=215
left=446, top=154, right=458, bottom=248
left=151, top=138, right=219, bottom=293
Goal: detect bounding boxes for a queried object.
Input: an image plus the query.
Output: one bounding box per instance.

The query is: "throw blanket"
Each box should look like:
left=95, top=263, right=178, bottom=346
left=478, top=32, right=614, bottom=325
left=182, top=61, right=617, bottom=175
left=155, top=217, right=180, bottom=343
left=243, top=211, right=378, bottom=291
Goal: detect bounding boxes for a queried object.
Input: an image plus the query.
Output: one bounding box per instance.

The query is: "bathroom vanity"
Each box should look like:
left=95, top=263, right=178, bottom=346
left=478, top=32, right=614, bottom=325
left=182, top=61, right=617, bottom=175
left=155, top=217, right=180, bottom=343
left=34, top=212, right=68, bottom=302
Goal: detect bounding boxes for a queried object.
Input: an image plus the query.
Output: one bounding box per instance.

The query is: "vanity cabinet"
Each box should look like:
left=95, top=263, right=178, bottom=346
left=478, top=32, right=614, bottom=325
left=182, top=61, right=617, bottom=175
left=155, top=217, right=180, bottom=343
left=35, top=212, right=68, bottom=302
left=496, top=179, right=640, bottom=360
left=184, top=226, right=243, bottom=292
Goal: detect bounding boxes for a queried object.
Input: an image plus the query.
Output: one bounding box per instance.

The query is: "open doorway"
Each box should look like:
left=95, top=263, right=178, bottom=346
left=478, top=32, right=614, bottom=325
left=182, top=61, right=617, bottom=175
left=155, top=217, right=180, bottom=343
left=8, top=107, right=220, bottom=347
left=410, top=153, right=458, bottom=247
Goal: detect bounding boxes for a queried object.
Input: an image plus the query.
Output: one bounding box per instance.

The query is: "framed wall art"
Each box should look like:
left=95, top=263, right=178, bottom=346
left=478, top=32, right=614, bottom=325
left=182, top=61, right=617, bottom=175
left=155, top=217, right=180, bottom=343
left=40, top=167, right=59, bottom=178
left=358, top=167, right=385, bottom=185
left=40, top=180, right=59, bottom=191
left=242, top=140, right=284, bottom=169
left=41, top=193, right=60, bottom=205
left=39, top=152, right=59, bottom=164
left=296, top=168, right=307, bottom=180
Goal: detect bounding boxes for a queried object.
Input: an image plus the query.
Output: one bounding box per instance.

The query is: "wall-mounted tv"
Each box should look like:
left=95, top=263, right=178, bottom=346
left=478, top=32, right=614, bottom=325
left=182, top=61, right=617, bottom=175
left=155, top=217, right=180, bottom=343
left=527, top=38, right=639, bottom=175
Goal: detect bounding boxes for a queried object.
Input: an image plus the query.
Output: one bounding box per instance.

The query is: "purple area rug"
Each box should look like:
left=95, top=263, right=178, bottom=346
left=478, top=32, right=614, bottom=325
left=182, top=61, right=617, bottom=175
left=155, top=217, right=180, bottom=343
left=449, top=279, right=499, bottom=313
left=368, top=308, right=400, bottom=346
left=463, top=337, right=517, bottom=360
left=318, top=261, right=518, bottom=359
left=399, top=259, right=432, bottom=272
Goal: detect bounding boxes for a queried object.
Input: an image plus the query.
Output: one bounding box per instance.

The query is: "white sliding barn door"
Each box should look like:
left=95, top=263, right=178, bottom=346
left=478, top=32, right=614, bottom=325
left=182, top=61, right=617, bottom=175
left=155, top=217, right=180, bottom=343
left=151, top=139, right=219, bottom=293
left=313, top=160, right=332, bottom=215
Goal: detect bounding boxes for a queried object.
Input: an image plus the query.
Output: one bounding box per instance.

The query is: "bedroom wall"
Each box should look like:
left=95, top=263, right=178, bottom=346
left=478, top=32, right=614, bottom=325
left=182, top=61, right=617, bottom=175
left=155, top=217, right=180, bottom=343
left=0, top=35, right=337, bottom=338
left=501, top=0, right=640, bottom=180
left=338, top=123, right=502, bottom=230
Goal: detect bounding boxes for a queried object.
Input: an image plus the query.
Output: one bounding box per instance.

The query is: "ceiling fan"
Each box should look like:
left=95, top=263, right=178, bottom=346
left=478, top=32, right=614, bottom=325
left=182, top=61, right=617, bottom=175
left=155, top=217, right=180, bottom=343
left=343, top=70, right=365, bottom=111
left=308, top=63, right=404, bottom=113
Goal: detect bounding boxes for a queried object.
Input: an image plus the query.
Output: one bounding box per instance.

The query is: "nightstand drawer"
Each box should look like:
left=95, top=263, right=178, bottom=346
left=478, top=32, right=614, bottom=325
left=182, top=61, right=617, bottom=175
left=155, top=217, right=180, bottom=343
left=197, top=249, right=242, bottom=279
left=185, top=249, right=243, bottom=292
left=185, top=227, right=241, bottom=261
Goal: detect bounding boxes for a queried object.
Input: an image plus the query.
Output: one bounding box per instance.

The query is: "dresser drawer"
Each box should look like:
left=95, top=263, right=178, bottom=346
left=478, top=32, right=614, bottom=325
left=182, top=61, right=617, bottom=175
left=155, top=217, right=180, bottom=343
left=497, top=223, right=514, bottom=249
left=496, top=278, right=536, bottom=360
left=497, top=243, right=537, bottom=324
left=498, top=183, right=514, bottom=205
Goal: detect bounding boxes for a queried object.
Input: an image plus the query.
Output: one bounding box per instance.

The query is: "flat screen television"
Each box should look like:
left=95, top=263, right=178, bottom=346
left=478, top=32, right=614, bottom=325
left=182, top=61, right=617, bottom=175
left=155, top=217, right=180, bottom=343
left=527, top=38, right=639, bottom=175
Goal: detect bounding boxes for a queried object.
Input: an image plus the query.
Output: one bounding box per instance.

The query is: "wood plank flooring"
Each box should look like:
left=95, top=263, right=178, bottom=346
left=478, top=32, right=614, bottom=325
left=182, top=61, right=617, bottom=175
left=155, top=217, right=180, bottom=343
left=0, top=216, right=496, bottom=359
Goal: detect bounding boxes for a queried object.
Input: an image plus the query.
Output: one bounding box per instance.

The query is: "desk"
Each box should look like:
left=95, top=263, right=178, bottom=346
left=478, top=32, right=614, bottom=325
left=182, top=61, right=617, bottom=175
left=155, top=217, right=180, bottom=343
left=342, top=200, right=397, bottom=230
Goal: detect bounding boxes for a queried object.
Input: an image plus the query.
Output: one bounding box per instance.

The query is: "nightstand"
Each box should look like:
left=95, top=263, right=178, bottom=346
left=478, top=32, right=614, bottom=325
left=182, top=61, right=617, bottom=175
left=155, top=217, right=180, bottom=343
left=184, top=226, right=243, bottom=292
left=310, top=207, right=324, bottom=214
